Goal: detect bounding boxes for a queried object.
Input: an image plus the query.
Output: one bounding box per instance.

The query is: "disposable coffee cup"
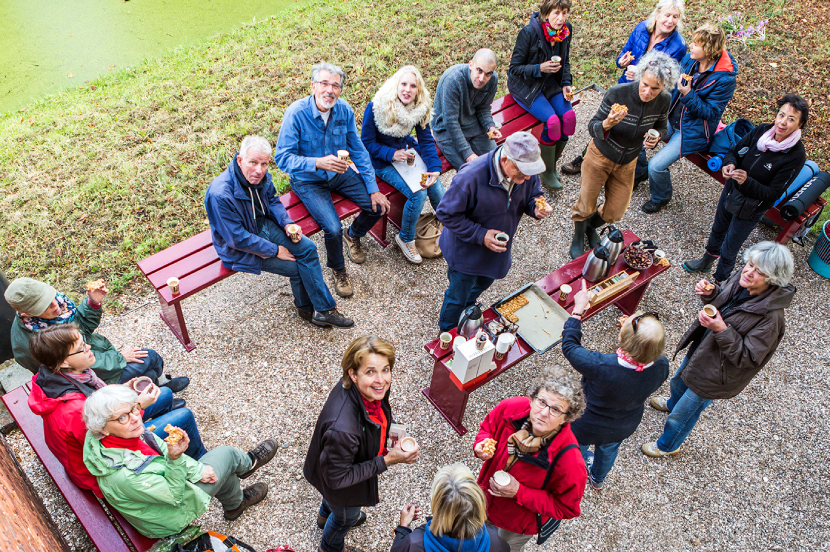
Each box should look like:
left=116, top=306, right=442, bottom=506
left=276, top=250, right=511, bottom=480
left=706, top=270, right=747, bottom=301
left=132, top=376, right=152, bottom=393
left=703, top=304, right=718, bottom=318
left=167, top=277, right=180, bottom=295
left=551, top=55, right=562, bottom=63
left=406, top=149, right=415, bottom=166
left=495, top=350, right=505, bottom=360
left=648, top=129, right=660, bottom=141
left=453, top=336, right=466, bottom=353
left=493, top=470, right=511, bottom=486
left=653, top=249, right=666, bottom=260
left=337, top=149, right=349, bottom=161
left=495, top=232, right=509, bottom=244
left=439, top=332, right=452, bottom=350
left=558, top=284, right=572, bottom=302
left=400, top=436, right=419, bottom=452
left=499, top=333, right=516, bottom=353
left=287, top=223, right=301, bottom=243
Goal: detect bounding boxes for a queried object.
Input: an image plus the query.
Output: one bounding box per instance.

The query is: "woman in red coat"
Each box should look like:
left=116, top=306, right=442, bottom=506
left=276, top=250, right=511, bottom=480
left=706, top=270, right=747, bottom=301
left=473, top=366, right=587, bottom=551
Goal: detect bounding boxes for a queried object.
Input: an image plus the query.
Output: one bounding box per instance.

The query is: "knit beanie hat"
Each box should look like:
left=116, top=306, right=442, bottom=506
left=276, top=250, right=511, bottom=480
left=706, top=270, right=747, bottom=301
left=4, top=278, right=57, bottom=316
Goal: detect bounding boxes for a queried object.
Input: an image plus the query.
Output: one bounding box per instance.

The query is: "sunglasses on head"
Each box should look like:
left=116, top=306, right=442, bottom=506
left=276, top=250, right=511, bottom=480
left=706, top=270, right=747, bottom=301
left=631, top=311, right=659, bottom=332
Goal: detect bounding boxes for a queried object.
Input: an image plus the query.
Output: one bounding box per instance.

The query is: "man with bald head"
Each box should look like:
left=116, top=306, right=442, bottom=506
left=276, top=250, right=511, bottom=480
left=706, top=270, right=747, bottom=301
left=432, top=49, right=503, bottom=170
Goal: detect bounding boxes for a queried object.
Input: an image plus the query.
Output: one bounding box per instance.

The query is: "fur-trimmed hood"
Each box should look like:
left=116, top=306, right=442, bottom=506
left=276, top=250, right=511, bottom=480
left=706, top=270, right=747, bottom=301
left=370, top=91, right=431, bottom=138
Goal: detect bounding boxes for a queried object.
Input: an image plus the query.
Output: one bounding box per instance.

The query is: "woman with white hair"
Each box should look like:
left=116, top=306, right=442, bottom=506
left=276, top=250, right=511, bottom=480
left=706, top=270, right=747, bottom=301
left=568, top=50, right=679, bottom=258
left=361, top=66, right=444, bottom=264
left=391, top=464, right=509, bottom=551
left=561, top=281, right=669, bottom=490
left=82, top=385, right=277, bottom=537
left=643, top=241, right=795, bottom=457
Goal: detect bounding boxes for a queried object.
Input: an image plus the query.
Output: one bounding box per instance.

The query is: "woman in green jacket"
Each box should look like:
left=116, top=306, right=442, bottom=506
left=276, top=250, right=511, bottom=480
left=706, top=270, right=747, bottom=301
left=82, top=385, right=277, bottom=538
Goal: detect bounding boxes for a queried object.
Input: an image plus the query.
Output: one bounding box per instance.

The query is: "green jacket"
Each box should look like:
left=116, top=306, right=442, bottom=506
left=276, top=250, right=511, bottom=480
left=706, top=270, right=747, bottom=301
left=83, top=431, right=209, bottom=538
left=10, top=297, right=126, bottom=382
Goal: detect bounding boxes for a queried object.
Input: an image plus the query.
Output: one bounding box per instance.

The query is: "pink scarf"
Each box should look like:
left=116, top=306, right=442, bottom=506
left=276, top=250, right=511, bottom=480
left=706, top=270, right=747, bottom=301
left=63, top=369, right=106, bottom=391
left=756, top=126, right=801, bottom=153
left=616, top=348, right=652, bottom=372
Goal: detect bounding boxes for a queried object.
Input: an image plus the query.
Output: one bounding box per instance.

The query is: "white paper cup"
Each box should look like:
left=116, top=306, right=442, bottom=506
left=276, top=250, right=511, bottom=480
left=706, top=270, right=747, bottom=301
left=439, top=332, right=452, bottom=350
left=648, top=129, right=660, bottom=141
left=703, top=304, right=718, bottom=318
left=495, top=232, right=509, bottom=244
left=453, top=336, right=466, bottom=353
left=337, top=149, right=349, bottom=161
left=551, top=55, right=562, bottom=63
left=167, top=277, right=180, bottom=295
left=287, top=223, right=301, bottom=243
left=493, top=470, right=511, bottom=486
left=653, top=249, right=666, bottom=260
left=497, top=333, right=516, bottom=353
left=558, top=283, right=572, bottom=302
left=400, top=436, right=418, bottom=452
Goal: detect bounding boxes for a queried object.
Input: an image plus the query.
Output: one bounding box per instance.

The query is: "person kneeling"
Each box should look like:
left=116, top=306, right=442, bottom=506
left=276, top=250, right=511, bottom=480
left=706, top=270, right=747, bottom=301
left=82, top=385, right=277, bottom=538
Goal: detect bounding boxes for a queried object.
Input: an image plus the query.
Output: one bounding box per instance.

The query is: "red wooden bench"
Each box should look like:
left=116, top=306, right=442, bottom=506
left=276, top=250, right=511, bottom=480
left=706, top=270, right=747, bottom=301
left=2, top=383, right=157, bottom=552
left=422, top=229, right=668, bottom=435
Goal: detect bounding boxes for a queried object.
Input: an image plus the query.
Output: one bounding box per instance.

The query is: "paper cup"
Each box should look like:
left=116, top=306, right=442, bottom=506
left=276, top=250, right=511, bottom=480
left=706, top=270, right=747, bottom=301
left=653, top=249, right=666, bottom=260
left=453, top=336, right=466, bottom=353
left=558, top=284, right=572, bottom=302
left=132, top=376, right=153, bottom=393
left=497, top=333, right=516, bottom=353
left=400, top=436, right=418, bottom=452
left=439, top=332, right=452, bottom=350
left=167, top=277, right=180, bottom=295
left=493, top=470, right=511, bottom=486
left=337, top=149, right=349, bottom=161
left=551, top=55, right=562, bottom=63
left=495, top=350, right=505, bottom=360
left=287, top=223, right=301, bottom=243
left=495, top=232, right=509, bottom=244
left=703, top=304, right=718, bottom=318
left=648, top=129, right=660, bottom=141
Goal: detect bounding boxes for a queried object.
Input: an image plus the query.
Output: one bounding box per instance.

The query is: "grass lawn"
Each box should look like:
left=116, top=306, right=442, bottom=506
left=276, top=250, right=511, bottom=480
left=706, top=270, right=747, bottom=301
left=1, top=0, right=827, bottom=306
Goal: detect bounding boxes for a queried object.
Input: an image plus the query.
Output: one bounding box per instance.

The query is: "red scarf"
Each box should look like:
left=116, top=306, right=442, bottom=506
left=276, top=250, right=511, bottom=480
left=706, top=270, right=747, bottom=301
left=616, top=348, right=650, bottom=371
left=361, top=396, right=388, bottom=456
left=101, top=434, right=159, bottom=457
left=542, top=21, right=570, bottom=43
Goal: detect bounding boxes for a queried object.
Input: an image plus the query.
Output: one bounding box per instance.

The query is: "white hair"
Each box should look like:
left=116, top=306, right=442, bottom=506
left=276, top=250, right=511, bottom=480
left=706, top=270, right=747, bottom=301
left=239, top=135, right=272, bottom=158
left=311, top=62, right=347, bottom=88
left=83, top=385, right=139, bottom=439
left=634, top=50, right=681, bottom=91
left=646, top=0, right=686, bottom=34
left=743, top=241, right=794, bottom=287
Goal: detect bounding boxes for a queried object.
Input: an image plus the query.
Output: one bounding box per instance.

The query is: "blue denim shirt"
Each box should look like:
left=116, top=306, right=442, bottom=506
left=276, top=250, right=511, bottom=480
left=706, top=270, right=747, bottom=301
left=274, top=95, right=378, bottom=193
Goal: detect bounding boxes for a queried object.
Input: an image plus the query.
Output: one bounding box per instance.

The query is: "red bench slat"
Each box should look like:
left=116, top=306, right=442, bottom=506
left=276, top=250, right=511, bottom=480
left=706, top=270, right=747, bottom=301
left=155, top=259, right=235, bottom=303
left=136, top=231, right=215, bottom=276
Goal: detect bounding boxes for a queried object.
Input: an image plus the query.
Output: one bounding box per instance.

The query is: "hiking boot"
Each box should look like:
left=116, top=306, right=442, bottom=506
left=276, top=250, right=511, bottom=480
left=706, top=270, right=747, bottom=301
left=313, top=309, right=355, bottom=328
left=161, top=377, right=190, bottom=393
left=585, top=212, right=605, bottom=249
left=641, top=199, right=670, bottom=214
left=395, top=234, right=422, bottom=264
left=240, top=439, right=278, bottom=479
left=570, top=220, right=588, bottom=259
left=683, top=252, right=717, bottom=274
left=332, top=269, right=354, bottom=298
left=343, top=228, right=366, bottom=264
left=641, top=441, right=681, bottom=458
left=297, top=308, right=314, bottom=322
left=224, top=483, right=268, bottom=520
left=588, top=473, right=604, bottom=491
left=316, top=510, right=367, bottom=530
left=650, top=396, right=670, bottom=412
left=560, top=155, right=583, bottom=175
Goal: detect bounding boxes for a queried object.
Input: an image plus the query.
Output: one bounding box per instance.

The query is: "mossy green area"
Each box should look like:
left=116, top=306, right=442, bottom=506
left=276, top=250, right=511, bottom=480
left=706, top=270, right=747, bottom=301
left=1, top=0, right=827, bottom=305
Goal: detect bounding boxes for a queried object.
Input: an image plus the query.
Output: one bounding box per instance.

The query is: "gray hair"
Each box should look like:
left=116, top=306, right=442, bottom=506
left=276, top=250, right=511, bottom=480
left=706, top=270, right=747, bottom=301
left=527, top=365, right=586, bottom=423
left=743, top=241, right=794, bottom=287
left=311, top=62, right=347, bottom=88
left=83, top=385, right=140, bottom=439
left=634, top=50, right=680, bottom=91
left=471, top=48, right=497, bottom=67
left=646, top=0, right=686, bottom=34
left=239, top=135, right=272, bottom=158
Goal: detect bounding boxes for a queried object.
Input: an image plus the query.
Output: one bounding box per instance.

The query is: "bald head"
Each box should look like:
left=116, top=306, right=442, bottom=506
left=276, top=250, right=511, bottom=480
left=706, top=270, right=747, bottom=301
left=468, top=49, right=497, bottom=89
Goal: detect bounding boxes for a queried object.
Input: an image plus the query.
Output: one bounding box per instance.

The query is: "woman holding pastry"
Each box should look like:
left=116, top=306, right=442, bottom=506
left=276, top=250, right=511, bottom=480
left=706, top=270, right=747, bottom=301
left=304, top=336, right=418, bottom=552
left=682, top=94, right=808, bottom=282
left=473, top=366, right=586, bottom=551
left=641, top=22, right=738, bottom=213
left=361, top=66, right=444, bottom=265
left=81, top=385, right=278, bottom=536
left=507, top=0, right=576, bottom=190
left=569, top=50, right=678, bottom=259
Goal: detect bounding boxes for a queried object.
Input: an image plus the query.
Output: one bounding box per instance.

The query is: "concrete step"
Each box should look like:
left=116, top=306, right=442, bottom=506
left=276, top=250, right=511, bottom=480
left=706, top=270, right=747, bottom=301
left=0, top=362, right=31, bottom=394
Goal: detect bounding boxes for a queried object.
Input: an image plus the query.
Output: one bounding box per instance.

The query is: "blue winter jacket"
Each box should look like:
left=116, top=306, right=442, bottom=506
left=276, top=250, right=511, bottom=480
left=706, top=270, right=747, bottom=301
left=204, top=156, right=294, bottom=274
left=436, top=149, right=542, bottom=279
left=670, top=50, right=738, bottom=155
left=616, top=21, right=687, bottom=83
left=360, top=101, right=443, bottom=173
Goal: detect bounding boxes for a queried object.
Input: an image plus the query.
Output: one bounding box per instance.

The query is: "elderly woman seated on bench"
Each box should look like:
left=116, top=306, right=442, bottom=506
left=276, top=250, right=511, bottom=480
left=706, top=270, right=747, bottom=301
left=81, top=385, right=278, bottom=538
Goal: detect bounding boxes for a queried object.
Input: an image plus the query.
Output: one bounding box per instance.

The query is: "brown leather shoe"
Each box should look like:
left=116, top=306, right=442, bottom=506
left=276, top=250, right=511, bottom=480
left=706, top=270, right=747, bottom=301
left=240, top=439, right=278, bottom=479
left=332, top=269, right=354, bottom=297
left=560, top=154, right=583, bottom=175
left=223, top=483, right=268, bottom=520
left=343, top=228, right=366, bottom=264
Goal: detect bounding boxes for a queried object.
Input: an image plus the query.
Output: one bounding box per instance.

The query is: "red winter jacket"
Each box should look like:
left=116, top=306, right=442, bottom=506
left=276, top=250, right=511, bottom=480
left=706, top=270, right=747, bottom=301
left=27, top=370, right=103, bottom=497
left=474, top=396, right=586, bottom=535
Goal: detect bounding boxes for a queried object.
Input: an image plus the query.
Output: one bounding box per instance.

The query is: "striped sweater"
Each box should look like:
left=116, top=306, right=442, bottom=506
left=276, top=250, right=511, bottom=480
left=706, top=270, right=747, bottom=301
left=587, top=82, right=670, bottom=165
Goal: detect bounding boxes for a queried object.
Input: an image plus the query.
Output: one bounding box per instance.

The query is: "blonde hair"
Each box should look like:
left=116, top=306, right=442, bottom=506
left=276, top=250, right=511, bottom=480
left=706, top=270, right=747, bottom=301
left=619, top=311, right=666, bottom=365
left=692, top=22, right=726, bottom=60
left=341, top=336, right=396, bottom=388
left=429, top=464, right=487, bottom=540
left=374, top=66, right=433, bottom=129
left=645, top=0, right=686, bottom=34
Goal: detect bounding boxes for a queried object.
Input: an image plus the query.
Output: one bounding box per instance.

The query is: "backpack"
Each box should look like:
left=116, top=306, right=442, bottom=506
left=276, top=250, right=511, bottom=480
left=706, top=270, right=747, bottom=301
left=174, top=530, right=257, bottom=552
left=707, top=118, right=754, bottom=157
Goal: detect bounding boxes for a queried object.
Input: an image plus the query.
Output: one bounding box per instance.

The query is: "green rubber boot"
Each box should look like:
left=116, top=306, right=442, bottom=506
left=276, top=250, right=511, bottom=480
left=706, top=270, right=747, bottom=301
left=570, top=220, right=588, bottom=259
left=539, top=141, right=567, bottom=190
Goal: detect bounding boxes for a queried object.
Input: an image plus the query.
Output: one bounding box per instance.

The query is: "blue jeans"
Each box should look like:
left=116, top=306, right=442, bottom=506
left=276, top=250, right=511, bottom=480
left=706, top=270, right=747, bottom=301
left=291, top=171, right=382, bottom=271
left=375, top=165, right=445, bottom=242
left=147, top=407, right=208, bottom=459
left=579, top=441, right=622, bottom=484
left=318, top=498, right=363, bottom=552
left=705, top=185, right=766, bottom=282
left=647, top=123, right=680, bottom=203
left=118, top=349, right=164, bottom=384
left=656, top=355, right=714, bottom=452
left=435, top=133, right=496, bottom=171
left=257, top=218, right=336, bottom=312
left=438, top=268, right=496, bottom=333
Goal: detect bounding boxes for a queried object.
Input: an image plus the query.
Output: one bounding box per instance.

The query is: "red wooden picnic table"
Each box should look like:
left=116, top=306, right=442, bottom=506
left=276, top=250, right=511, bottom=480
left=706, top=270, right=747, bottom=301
left=421, top=230, right=669, bottom=435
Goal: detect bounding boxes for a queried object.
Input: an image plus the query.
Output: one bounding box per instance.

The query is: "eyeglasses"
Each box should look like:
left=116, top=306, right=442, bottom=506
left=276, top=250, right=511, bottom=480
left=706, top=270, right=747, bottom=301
left=314, top=80, right=342, bottom=91
left=66, top=335, right=88, bottom=358
left=532, top=397, right=566, bottom=417
left=108, top=403, right=142, bottom=425
left=631, top=311, right=659, bottom=332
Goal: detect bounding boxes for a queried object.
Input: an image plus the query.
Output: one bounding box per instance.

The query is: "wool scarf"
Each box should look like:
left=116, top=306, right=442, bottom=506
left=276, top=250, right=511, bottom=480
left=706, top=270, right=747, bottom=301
left=20, top=293, right=77, bottom=331
left=505, top=417, right=560, bottom=471
left=756, top=126, right=801, bottom=153
left=542, top=21, right=570, bottom=43
left=361, top=396, right=388, bottom=456
left=616, top=348, right=654, bottom=371
left=63, top=369, right=106, bottom=391
left=371, top=94, right=430, bottom=138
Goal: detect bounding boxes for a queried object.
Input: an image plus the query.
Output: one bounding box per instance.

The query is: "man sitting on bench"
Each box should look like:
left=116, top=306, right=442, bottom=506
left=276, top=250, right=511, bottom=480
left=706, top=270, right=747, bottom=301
left=275, top=62, right=390, bottom=299
left=205, top=135, right=353, bottom=328
left=431, top=49, right=503, bottom=171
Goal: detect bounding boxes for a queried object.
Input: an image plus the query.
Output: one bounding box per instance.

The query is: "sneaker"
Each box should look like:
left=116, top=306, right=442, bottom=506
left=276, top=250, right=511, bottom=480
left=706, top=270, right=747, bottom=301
left=240, top=439, right=278, bottom=479
left=650, top=396, right=670, bottom=412
left=316, top=510, right=367, bottom=530
left=312, top=309, right=355, bottom=328
left=332, top=269, right=354, bottom=298
left=641, top=199, right=670, bottom=214
left=297, top=308, right=314, bottom=322
left=560, top=155, right=583, bottom=175
left=343, top=228, right=366, bottom=264
left=588, top=473, right=604, bottom=491
left=161, top=376, right=190, bottom=393
left=224, top=482, right=268, bottom=520
left=395, top=234, right=422, bottom=264
left=641, top=441, right=681, bottom=458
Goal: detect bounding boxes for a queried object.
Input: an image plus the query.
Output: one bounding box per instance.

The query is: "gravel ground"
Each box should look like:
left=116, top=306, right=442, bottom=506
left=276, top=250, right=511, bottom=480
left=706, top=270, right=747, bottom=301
left=7, top=90, right=830, bottom=551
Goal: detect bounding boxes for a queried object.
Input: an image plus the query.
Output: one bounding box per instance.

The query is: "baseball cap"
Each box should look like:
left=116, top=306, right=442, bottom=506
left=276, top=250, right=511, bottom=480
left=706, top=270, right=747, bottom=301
left=503, top=132, right=546, bottom=176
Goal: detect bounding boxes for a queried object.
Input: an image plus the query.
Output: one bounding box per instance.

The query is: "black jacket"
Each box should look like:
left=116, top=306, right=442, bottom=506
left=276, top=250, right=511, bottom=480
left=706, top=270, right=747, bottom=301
left=721, top=123, right=806, bottom=219
left=303, top=382, right=392, bottom=508
left=507, top=14, right=572, bottom=108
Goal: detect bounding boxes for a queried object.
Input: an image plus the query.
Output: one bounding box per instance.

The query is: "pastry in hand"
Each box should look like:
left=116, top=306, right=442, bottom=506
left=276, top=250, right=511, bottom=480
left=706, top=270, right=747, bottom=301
left=420, top=174, right=428, bottom=186
left=163, top=424, right=185, bottom=446
left=85, top=279, right=109, bottom=293
left=487, top=128, right=498, bottom=139
left=482, top=438, right=497, bottom=455
left=610, top=103, right=628, bottom=115
left=564, top=90, right=574, bottom=101
left=535, top=196, right=549, bottom=211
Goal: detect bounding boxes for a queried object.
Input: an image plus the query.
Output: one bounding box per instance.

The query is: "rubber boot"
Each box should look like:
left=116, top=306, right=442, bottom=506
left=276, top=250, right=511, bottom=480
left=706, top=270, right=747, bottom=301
left=539, top=141, right=567, bottom=190
left=683, top=252, right=718, bottom=273
left=585, top=212, right=605, bottom=249
left=570, top=220, right=588, bottom=259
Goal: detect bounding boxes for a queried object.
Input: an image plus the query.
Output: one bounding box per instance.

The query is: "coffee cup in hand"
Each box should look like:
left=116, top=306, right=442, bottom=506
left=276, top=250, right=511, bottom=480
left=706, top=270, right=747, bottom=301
left=703, top=304, right=718, bottom=318
left=495, top=232, right=509, bottom=244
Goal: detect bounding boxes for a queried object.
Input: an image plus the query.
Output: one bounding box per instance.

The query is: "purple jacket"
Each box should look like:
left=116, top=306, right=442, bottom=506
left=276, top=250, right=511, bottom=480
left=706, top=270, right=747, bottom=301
left=436, top=149, right=542, bottom=279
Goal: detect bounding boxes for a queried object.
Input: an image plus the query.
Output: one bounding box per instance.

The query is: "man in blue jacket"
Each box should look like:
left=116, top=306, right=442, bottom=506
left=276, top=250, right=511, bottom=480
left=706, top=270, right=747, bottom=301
left=275, top=62, right=391, bottom=298
left=205, top=136, right=353, bottom=328
left=435, top=132, right=553, bottom=332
